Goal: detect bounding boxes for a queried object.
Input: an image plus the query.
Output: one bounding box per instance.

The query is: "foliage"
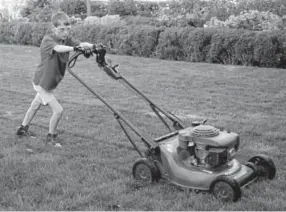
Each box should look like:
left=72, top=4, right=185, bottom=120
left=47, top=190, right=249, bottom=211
left=71, top=23, right=162, bottom=57
left=0, top=0, right=27, bottom=21
left=151, top=0, right=286, bottom=28
left=155, top=27, right=189, bottom=60
left=105, top=0, right=159, bottom=17
left=21, top=0, right=52, bottom=18
left=196, top=0, right=286, bottom=21
left=90, top=1, right=108, bottom=17
left=253, top=31, right=283, bottom=68
left=107, top=0, right=137, bottom=16
left=231, top=0, right=286, bottom=18
left=1, top=20, right=286, bottom=68
left=225, top=10, right=286, bottom=31
left=185, top=28, right=217, bottom=62
left=207, top=29, right=245, bottom=64
left=20, top=0, right=61, bottom=23
left=116, top=25, right=163, bottom=57
left=154, top=0, right=209, bottom=27
left=0, top=21, right=50, bottom=45
left=134, top=1, right=159, bottom=17
left=205, top=10, right=286, bottom=31
left=121, top=16, right=161, bottom=27
left=234, top=31, right=256, bottom=66
left=0, top=21, right=21, bottom=44
left=59, top=0, right=87, bottom=16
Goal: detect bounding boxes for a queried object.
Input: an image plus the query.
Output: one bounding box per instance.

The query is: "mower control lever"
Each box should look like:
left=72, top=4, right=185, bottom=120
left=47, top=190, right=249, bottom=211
left=102, top=66, right=122, bottom=80
left=202, top=119, right=207, bottom=124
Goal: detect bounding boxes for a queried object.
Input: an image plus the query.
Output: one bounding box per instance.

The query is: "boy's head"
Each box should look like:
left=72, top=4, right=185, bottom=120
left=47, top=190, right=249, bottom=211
left=51, top=11, right=71, bottom=40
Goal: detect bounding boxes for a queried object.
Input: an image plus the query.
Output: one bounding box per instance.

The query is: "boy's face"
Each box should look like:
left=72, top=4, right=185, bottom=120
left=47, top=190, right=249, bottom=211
left=52, top=22, right=71, bottom=40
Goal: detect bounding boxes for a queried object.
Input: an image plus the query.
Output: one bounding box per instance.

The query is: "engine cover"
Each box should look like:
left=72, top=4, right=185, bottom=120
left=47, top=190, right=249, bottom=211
left=190, top=125, right=239, bottom=148
left=177, top=125, right=240, bottom=167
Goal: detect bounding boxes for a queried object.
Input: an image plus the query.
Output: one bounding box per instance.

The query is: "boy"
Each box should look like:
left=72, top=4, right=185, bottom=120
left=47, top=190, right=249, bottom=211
left=16, top=11, right=95, bottom=148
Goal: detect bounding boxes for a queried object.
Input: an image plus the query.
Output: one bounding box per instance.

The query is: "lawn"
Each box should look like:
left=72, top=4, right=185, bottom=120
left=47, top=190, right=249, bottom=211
left=0, top=44, right=285, bottom=210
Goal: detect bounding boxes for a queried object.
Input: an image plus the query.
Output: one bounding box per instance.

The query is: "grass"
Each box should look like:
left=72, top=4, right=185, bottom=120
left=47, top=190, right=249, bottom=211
left=0, top=43, right=286, bottom=210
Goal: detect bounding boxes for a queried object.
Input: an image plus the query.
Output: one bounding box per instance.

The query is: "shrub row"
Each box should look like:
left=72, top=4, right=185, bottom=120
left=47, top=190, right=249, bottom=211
left=1, top=21, right=286, bottom=68
left=0, top=21, right=51, bottom=45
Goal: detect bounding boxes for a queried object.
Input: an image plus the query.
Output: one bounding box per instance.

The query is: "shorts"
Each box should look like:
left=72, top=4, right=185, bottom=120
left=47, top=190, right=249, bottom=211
left=33, top=83, right=55, bottom=105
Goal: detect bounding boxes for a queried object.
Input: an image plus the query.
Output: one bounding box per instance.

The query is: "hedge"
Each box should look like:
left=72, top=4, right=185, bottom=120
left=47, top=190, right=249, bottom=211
left=1, top=21, right=286, bottom=69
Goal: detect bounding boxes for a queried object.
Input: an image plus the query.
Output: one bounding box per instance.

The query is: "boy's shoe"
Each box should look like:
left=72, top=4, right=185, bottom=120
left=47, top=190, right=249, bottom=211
left=16, top=125, right=36, bottom=137
left=45, top=133, right=63, bottom=148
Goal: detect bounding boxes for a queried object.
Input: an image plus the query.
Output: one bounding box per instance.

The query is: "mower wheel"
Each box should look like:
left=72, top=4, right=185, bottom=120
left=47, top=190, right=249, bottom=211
left=210, top=175, right=241, bottom=202
left=248, top=154, right=276, bottom=180
left=245, top=161, right=258, bottom=173
left=132, top=158, right=160, bottom=184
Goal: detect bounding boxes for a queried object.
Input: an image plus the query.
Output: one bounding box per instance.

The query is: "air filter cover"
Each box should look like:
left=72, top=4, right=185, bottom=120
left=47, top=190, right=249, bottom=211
left=191, top=125, right=220, bottom=138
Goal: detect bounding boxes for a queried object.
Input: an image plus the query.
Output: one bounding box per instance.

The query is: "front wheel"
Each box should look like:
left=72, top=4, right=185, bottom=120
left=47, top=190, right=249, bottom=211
left=210, top=176, right=242, bottom=202
left=248, top=154, right=276, bottom=180
left=132, top=158, right=160, bottom=185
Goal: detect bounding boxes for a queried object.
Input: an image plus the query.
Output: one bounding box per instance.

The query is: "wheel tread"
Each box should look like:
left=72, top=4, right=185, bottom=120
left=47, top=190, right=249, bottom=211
left=210, top=175, right=242, bottom=202
left=132, top=158, right=161, bottom=183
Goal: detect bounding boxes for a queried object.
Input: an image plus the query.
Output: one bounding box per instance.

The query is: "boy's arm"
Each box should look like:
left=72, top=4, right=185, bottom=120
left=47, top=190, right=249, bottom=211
left=53, top=44, right=95, bottom=53
left=53, top=45, right=74, bottom=53
left=68, top=37, right=95, bottom=49
left=52, top=43, right=95, bottom=53
left=78, top=42, right=95, bottom=49
left=42, top=35, right=97, bottom=54
left=53, top=37, right=93, bottom=53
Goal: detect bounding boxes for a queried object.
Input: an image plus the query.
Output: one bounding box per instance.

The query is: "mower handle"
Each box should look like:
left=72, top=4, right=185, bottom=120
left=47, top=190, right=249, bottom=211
left=67, top=50, right=157, bottom=154
left=68, top=43, right=107, bottom=69
left=68, top=51, right=83, bottom=68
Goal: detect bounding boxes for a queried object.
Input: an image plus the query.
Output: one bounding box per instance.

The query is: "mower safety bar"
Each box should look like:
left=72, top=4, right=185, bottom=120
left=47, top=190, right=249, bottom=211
left=67, top=51, right=158, bottom=157
left=98, top=63, right=186, bottom=132
left=68, top=46, right=186, bottom=133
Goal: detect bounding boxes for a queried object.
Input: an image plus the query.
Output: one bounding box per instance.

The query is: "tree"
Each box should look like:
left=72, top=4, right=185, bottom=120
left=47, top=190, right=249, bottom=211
left=20, top=0, right=61, bottom=22
left=1, top=0, right=28, bottom=21
left=59, top=0, right=86, bottom=16
left=86, top=0, right=91, bottom=16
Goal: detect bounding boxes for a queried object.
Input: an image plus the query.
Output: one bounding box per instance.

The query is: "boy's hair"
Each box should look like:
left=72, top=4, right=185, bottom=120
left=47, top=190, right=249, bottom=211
left=51, top=11, right=70, bottom=27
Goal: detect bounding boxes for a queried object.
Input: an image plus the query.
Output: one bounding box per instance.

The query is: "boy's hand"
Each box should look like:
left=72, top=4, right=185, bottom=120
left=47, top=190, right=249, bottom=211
left=96, top=47, right=107, bottom=67
left=92, top=43, right=105, bottom=52
left=74, top=46, right=93, bottom=58
left=74, top=46, right=87, bottom=53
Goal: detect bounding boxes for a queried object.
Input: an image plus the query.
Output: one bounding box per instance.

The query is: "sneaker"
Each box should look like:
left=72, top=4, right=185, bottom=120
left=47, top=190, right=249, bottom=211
left=45, top=133, right=63, bottom=148
left=16, top=125, right=36, bottom=137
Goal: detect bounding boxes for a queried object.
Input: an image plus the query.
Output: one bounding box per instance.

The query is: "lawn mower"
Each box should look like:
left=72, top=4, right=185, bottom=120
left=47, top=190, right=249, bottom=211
left=67, top=46, right=276, bottom=202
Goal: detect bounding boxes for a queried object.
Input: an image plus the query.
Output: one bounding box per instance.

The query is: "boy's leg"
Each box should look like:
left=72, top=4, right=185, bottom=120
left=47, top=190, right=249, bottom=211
left=16, top=94, right=42, bottom=136
left=22, top=94, right=42, bottom=126
left=47, top=98, right=63, bottom=135
left=45, top=98, right=63, bottom=147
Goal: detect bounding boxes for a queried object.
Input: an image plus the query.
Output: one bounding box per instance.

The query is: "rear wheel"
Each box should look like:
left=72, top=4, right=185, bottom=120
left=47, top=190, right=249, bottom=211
left=132, top=158, right=160, bottom=184
left=248, top=154, right=276, bottom=180
left=211, top=176, right=242, bottom=202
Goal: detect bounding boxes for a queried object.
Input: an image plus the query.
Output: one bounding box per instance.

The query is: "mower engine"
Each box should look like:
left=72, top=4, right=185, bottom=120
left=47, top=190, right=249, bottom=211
left=178, top=125, right=240, bottom=168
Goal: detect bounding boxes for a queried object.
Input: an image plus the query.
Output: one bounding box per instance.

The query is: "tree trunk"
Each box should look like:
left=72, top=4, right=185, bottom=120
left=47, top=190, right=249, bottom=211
left=86, top=0, right=91, bottom=17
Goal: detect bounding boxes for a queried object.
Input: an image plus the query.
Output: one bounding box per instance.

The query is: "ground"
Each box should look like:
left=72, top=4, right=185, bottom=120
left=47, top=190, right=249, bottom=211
left=0, top=44, right=285, bottom=210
